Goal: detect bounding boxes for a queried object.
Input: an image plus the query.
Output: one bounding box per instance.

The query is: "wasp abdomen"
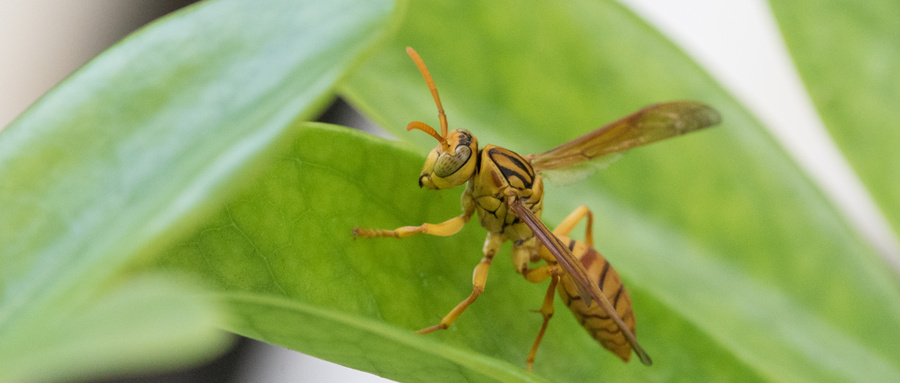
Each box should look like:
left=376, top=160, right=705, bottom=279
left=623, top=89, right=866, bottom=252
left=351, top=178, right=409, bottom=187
left=557, top=238, right=636, bottom=362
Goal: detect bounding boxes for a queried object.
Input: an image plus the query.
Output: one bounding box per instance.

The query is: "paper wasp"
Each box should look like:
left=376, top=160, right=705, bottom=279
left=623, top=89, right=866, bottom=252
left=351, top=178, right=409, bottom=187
left=354, top=47, right=720, bottom=369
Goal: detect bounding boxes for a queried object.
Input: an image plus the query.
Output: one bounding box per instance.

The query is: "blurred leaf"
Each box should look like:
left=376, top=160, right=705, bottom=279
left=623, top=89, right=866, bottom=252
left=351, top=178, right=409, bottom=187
left=768, top=0, right=900, bottom=240
left=0, top=277, right=228, bottom=382
left=0, top=0, right=395, bottom=381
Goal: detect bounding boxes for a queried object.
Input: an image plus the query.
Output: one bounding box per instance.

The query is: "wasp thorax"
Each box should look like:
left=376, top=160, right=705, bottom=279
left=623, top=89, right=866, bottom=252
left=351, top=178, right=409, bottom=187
left=418, top=129, right=478, bottom=190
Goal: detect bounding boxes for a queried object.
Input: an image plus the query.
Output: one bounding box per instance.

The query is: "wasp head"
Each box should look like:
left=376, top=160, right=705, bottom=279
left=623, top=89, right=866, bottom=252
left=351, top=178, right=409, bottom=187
left=414, top=128, right=478, bottom=189
left=404, top=47, right=479, bottom=190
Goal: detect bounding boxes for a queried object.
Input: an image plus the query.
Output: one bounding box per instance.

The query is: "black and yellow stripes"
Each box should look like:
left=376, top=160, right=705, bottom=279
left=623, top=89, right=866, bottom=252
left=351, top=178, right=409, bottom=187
left=487, top=147, right=535, bottom=190
left=555, top=237, right=637, bottom=363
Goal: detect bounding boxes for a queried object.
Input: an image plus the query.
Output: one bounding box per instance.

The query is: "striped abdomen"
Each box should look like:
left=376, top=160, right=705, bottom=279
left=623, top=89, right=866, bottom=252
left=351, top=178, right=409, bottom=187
left=556, top=237, right=636, bottom=362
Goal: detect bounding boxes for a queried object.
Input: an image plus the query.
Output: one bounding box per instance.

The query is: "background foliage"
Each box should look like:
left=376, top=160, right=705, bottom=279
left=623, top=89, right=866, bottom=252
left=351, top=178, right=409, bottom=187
left=0, top=0, right=897, bottom=382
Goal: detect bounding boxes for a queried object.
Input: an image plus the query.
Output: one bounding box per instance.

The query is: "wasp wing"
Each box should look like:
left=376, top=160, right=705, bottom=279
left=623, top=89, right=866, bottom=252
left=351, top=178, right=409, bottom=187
left=508, top=198, right=652, bottom=365
left=508, top=199, right=595, bottom=307
left=528, top=101, right=721, bottom=172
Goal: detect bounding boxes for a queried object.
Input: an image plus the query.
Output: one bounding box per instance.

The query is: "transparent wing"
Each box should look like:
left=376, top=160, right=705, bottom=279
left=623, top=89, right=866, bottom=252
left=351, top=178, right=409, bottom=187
left=538, top=153, right=622, bottom=186
left=528, top=101, right=721, bottom=172
left=508, top=198, right=652, bottom=365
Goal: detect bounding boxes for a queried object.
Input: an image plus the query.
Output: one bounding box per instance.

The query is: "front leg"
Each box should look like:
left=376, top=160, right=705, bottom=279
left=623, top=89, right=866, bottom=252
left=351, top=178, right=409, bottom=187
left=353, top=212, right=471, bottom=238
left=355, top=188, right=476, bottom=239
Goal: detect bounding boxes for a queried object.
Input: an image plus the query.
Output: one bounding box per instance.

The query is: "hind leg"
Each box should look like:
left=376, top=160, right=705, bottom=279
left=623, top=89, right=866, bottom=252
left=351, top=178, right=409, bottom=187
left=522, top=265, right=563, bottom=371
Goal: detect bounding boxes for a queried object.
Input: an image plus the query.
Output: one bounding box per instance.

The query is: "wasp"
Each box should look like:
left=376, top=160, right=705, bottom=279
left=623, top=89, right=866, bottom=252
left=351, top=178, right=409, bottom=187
left=354, top=47, right=720, bottom=369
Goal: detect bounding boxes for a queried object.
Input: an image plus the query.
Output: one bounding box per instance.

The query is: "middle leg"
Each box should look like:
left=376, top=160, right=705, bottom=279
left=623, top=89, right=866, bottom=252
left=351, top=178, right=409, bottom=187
left=417, top=232, right=505, bottom=334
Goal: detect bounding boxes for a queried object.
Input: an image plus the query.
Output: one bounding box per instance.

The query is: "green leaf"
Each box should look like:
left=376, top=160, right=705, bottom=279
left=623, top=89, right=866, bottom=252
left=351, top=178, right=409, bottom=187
left=768, top=0, right=900, bottom=242
left=182, top=121, right=766, bottom=381
left=0, top=0, right=396, bottom=381
left=158, top=123, right=552, bottom=382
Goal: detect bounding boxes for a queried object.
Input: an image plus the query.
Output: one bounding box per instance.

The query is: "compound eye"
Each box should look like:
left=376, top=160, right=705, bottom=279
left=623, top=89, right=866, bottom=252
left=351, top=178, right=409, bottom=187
left=434, top=145, right=472, bottom=177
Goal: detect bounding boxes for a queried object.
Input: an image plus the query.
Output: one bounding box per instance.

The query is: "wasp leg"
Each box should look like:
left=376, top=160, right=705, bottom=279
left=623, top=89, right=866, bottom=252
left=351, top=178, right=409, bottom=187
left=418, top=232, right=503, bottom=334
left=355, top=193, right=476, bottom=239
left=523, top=265, right=562, bottom=371
left=353, top=212, right=472, bottom=239
left=552, top=205, right=594, bottom=246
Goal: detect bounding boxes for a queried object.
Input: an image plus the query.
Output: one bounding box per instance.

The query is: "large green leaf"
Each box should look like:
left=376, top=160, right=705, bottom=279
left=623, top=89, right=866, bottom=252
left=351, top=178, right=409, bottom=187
left=768, top=0, right=900, bottom=249
left=0, top=0, right=395, bottom=381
